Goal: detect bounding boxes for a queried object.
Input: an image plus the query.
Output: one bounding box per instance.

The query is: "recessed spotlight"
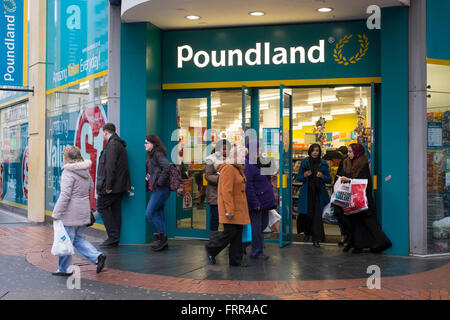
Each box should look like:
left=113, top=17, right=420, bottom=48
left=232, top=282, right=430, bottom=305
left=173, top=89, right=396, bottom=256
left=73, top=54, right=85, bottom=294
left=249, top=11, right=265, bottom=16
left=185, top=15, right=200, bottom=20
left=317, top=7, right=333, bottom=13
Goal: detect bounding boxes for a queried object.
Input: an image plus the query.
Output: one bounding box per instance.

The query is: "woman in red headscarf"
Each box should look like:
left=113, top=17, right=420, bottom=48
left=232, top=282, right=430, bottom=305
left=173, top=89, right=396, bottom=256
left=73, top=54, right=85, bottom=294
left=339, top=143, right=392, bottom=254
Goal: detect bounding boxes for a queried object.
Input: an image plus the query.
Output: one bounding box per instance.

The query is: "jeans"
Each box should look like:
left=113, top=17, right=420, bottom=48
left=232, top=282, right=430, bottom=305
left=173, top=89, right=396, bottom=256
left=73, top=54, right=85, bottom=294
left=249, top=209, right=269, bottom=257
left=58, top=226, right=102, bottom=273
left=146, top=187, right=170, bottom=235
left=97, top=192, right=124, bottom=243
left=209, top=204, right=219, bottom=232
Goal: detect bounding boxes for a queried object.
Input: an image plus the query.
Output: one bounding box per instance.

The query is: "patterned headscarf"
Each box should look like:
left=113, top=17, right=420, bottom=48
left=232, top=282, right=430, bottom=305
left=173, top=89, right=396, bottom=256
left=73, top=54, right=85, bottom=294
left=349, top=143, right=365, bottom=163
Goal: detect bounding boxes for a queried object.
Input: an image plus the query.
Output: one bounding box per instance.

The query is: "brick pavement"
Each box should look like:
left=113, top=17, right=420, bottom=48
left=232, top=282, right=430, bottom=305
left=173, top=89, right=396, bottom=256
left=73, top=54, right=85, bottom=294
left=0, top=225, right=449, bottom=300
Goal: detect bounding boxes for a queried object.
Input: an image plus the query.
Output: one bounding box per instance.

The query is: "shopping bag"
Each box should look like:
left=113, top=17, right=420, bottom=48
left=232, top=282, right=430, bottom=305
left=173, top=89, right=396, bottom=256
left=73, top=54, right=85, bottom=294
left=51, top=220, right=75, bottom=256
left=344, top=179, right=369, bottom=215
left=268, top=209, right=281, bottom=233
left=242, top=224, right=252, bottom=243
left=322, top=202, right=338, bottom=225
left=331, top=177, right=351, bottom=207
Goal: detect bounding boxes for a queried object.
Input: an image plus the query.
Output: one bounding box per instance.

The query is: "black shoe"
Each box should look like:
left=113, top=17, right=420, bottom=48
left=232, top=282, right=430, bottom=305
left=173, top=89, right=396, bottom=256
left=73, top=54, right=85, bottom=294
left=313, top=241, right=321, bottom=247
left=152, top=235, right=168, bottom=251
left=100, top=240, right=119, bottom=248
left=303, top=235, right=311, bottom=242
left=251, top=255, right=269, bottom=260
left=205, top=245, right=216, bottom=265
left=96, top=254, right=106, bottom=274
left=370, top=248, right=383, bottom=254
left=338, top=236, right=348, bottom=246
left=343, top=244, right=352, bottom=252
left=352, top=248, right=363, bottom=254
left=151, top=234, right=161, bottom=249
left=52, top=271, right=73, bottom=276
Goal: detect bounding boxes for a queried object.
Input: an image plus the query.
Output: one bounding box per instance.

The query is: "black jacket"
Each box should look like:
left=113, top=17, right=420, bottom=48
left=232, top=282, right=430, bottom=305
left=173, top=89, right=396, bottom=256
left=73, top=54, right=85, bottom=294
left=96, top=133, right=131, bottom=195
left=146, top=148, right=170, bottom=191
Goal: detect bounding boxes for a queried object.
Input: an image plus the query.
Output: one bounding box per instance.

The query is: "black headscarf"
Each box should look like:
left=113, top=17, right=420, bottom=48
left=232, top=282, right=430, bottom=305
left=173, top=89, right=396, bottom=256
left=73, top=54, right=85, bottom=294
left=307, top=144, right=323, bottom=193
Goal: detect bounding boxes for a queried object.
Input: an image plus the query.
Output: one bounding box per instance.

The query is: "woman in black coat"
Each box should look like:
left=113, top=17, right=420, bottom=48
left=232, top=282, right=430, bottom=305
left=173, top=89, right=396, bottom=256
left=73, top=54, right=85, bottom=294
left=145, top=134, right=171, bottom=252
left=340, top=143, right=392, bottom=254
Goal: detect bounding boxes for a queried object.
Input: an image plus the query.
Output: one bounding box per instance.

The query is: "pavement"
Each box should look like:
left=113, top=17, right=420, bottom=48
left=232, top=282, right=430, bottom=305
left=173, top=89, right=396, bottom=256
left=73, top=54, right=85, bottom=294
left=0, top=210, right=449, bottom=300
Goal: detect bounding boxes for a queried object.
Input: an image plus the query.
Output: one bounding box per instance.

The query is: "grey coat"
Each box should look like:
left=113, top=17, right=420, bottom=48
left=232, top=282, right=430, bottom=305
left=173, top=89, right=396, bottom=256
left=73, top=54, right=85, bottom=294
left=205, top=153, right=224, bottom=205
left=52, top=160, right=93, bottom=226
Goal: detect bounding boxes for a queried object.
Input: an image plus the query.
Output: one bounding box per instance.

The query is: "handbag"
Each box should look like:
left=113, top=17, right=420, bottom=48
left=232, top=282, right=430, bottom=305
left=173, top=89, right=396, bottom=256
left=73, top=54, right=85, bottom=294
left=87, top=209, right=97, bottom=227
left=242, top=224, right=252, bottom=243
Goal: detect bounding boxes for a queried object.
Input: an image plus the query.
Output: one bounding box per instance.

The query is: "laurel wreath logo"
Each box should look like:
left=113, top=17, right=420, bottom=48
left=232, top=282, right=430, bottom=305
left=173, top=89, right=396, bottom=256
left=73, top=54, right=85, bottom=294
left=3, top=0, right=17, bottom=13
left=334, top=34, right=369, bottom=66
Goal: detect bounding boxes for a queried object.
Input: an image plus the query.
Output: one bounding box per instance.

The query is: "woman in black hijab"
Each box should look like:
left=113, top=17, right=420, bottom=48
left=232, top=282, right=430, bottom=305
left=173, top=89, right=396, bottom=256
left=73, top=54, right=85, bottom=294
left=296, top=144, right=331, bottom=247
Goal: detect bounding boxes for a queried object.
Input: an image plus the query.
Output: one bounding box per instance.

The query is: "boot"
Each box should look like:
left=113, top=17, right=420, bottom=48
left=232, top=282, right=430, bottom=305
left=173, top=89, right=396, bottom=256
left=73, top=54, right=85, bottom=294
left=151, top=234, right=161, bottom=249
left=152, top=234, right=168, bottom=251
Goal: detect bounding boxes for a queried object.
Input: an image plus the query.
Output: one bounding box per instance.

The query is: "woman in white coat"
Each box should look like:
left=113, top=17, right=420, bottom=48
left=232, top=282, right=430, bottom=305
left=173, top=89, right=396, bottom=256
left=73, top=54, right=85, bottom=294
left=51, top=146, right=106, bottom=276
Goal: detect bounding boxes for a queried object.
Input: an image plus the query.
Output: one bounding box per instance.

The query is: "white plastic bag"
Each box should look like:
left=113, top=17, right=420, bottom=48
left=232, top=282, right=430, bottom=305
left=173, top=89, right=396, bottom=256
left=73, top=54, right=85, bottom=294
left=51, top=220, right=74, bottom=256
left=331, top=177, right=351, bottom=208
left=267, top=209, right=281, bottom=233
left=322, top=202, right=338, bottom=225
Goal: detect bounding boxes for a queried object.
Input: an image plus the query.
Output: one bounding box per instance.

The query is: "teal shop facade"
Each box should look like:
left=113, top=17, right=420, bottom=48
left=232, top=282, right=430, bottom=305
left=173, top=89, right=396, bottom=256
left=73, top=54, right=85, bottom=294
left=119, top=8, right=411, bottom=256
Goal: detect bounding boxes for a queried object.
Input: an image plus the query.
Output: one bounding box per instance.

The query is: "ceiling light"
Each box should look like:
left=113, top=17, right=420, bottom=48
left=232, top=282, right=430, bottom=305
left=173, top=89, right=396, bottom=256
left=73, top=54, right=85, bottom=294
left=293, top=125, right=303, bottom=130
left=334, top=86, right=355, bottom=91
left=185, top=15, right=200, bottom=20
left=293, top=105, right=314, bottom=113
left=259, top=94, right=279, bottom=102
left=259, top=104, right=269, bottom=110
left=249, top=11, right=265, bottom=16
left=330, top=108, right=355, bottom=115
left=317, top=7, right=333, bottom=13
left=308, top=96, right=338, bottom=104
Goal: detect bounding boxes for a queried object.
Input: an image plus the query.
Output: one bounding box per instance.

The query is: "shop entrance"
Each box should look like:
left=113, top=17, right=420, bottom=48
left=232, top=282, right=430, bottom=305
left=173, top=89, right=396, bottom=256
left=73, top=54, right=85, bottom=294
left=165, top=84, right=376, bottom=246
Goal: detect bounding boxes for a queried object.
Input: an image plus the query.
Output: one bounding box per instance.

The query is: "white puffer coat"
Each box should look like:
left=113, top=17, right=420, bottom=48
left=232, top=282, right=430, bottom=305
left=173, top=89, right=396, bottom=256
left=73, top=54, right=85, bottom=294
left=52, top=160, right=93, bottom=226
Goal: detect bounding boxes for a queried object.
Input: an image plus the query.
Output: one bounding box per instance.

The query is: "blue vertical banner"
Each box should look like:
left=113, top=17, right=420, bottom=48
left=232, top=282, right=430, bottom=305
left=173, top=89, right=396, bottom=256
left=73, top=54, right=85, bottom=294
left=0, top=0, right=27, bottom=86
left=46, top=0, right=108, bottom=93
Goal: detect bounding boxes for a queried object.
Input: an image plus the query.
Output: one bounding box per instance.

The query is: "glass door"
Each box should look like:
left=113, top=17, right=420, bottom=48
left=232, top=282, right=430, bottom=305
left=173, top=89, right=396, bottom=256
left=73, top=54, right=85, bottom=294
left=279, top=86, right=293, bottom=247
left=173, top=91, right=211, bottom=238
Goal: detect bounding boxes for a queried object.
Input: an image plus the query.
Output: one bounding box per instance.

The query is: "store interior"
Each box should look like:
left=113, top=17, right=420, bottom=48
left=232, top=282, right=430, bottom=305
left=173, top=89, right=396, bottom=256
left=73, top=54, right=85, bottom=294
left=174, top=86, right=373, bottom=244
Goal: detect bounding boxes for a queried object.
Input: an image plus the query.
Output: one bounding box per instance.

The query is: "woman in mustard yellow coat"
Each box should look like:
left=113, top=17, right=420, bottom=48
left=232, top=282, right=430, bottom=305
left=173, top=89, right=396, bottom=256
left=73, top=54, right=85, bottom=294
left=205, top=146, right=250, bottom=267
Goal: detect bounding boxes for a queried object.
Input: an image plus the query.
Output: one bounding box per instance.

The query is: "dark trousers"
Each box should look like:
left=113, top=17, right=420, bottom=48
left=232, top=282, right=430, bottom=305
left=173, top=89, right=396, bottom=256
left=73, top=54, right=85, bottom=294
left=97, top=192, right=124, bottom=243
left=206, top=224, right=243, bottom=265
left=209, top=205, right=219, bottom=232
left=249, top=209, right=269, bottom=257
left=305, top=189, right=325, bottom=242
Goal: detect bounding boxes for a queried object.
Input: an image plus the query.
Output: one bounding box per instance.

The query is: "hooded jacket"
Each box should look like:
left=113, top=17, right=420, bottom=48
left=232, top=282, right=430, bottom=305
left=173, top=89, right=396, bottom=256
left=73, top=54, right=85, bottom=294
left=96, top=133, right=131, bottom=195
left=52, top=160, right=93, bottom=226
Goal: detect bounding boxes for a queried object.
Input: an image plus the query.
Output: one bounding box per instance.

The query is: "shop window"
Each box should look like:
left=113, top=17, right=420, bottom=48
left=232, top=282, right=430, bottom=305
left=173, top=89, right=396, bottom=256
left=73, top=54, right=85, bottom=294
left=176, top=97, right=208, bottom=230
left=0, top=102, right=29, bottom=207
left=427, top=63, right=450, bottom=254
left=45, top=76, right=108, bottom=215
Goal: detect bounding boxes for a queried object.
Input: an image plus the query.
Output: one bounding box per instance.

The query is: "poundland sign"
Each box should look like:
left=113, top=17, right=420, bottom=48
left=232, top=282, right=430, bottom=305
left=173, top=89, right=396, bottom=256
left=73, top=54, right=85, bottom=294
left=163, top=21, right=380, bottom=86
left=0, top=0, right=27, bottom=86
left=177, top=41, right=325, bottom=68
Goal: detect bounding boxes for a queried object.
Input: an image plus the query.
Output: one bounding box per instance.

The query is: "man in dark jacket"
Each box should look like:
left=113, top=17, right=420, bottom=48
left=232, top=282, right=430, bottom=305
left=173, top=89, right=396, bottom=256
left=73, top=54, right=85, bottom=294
left=96, top=123, right=131, bottom=247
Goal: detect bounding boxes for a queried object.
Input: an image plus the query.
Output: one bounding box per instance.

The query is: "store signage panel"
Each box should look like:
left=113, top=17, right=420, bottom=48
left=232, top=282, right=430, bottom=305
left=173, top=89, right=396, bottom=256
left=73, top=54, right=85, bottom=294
left=0, top=0, right=27, bottom=86
left=163, top=20, right=380, bottom=85
left=46, top=0, right=108, bottom=91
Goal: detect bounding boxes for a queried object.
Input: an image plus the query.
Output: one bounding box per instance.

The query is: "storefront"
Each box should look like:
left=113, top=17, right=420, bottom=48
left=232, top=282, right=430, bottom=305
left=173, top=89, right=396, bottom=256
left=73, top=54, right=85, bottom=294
left=5, top=1, right=450, bottom=257
left=159, top=20, right=380, bottom=245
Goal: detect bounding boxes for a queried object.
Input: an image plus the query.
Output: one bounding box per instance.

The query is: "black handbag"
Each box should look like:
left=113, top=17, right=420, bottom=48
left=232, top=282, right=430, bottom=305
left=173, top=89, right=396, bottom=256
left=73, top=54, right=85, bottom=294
left=87, top=210, right=96, bottom=227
